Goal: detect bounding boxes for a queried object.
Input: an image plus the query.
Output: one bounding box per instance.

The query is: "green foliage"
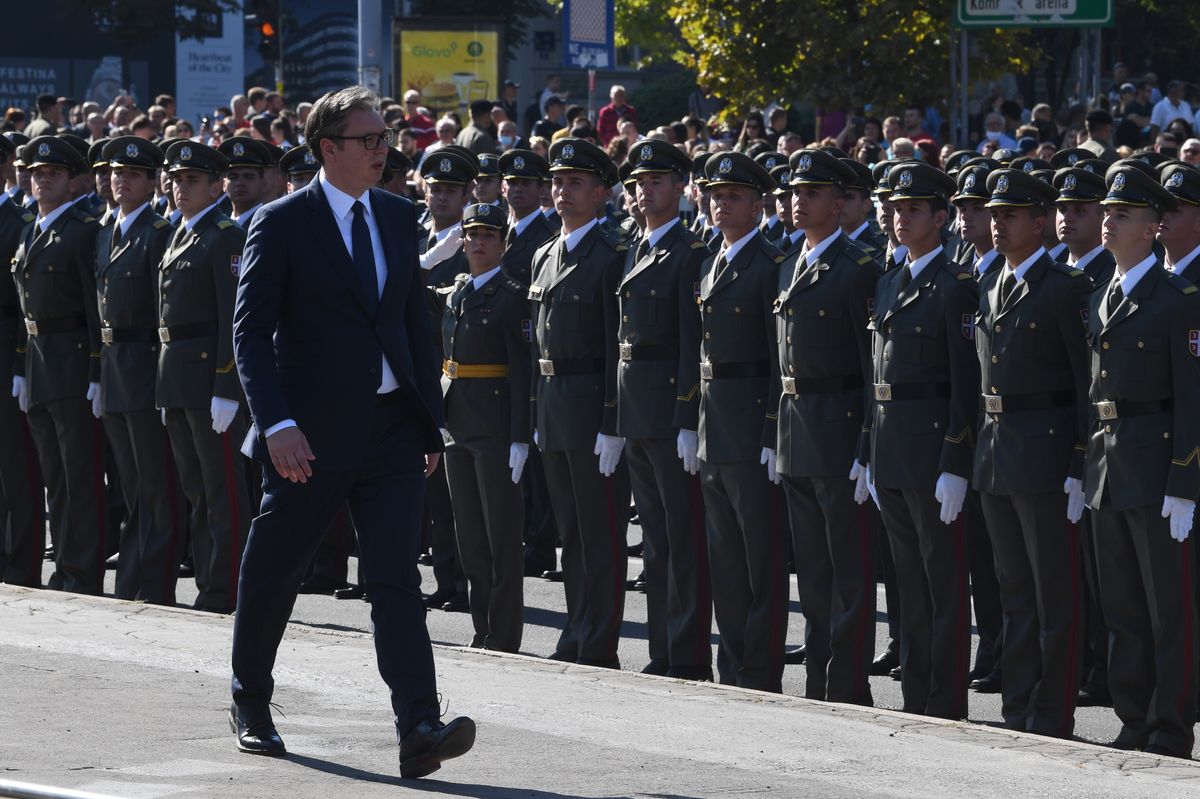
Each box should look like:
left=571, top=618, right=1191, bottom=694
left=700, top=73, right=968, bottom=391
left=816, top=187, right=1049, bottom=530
left=63, top=0, right=241, bottom=44
left=627, top=69, right=699, bottom=129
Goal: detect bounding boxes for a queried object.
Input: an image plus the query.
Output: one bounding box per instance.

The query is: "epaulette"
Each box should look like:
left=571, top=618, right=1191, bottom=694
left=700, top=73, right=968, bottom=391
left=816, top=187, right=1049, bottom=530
left=502, top=276, right=527, bottom=293
left=774, top=254, right=785, bottom=263
left=1185, top=285, right=1199, bottom=295
left=857, top=254, right=874, bottom=265
left=690, top=240, right=706, bottom=249
left=956, top=271, right=973, bottom=280
left=600, top=226, right=628, bottom=251
left=153, top=218, right=169, bottom=229
left=70, top=205, right=95, bottom=224
left=216, top=219, right=234, bottom=230
left=21, top=212, right=34, bottom=223
left=1048, top=261, right=1086, bottom=278
left=1165, top=271, right=1199, bottom=294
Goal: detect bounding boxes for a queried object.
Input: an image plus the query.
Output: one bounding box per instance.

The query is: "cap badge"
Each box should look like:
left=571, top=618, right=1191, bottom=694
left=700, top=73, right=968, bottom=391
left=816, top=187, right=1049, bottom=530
left=37, top=143, right=49, bottom=157
left=479, top=204, right=490, bottom=216
left=996, top=174, right=1009, bottom=193
left=180, top=145, right=192, bottom=161
left=1113, top=172, right=1126, bottom=192
left=1169, top=171, right=1185, bottom=188
left=1068, top=154, right=1079, bottom=165
left=513, top=155, right=525, bottom=171
left=897, top=170, right=913, bottom=189
left=718, top=157, right=732, bottom=174
left=779, top=170, right=789, bottom=183
left=797, top=154, right=812, bottom=173
left=765, top=156, right=778, bottom=169
left=964, top=173, right=976, bottom=190
left=562, top=144, right=575, bottom=160
left=1082, top=163, right=1095, bottom=173
left=232, top=142, right=245, bottom=157
left=440, top=158, right=451, bottom=173
left=125, top=143, right=139, bottom=158
left=1064, top=174, right=1077, bottom=190
left=1022, top=162, right=1034, bottom=173
left=639, top=144, right=652, bottom=162
left=303, top=151, right=315, bottom=165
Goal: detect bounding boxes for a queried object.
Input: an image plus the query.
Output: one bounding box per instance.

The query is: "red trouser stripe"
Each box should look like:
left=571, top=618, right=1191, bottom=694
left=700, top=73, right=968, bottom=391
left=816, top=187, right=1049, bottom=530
left=602, top=476, right=624, bottom=653
left=689, top=475, right=711, bottom=664
left=1061, top=521, right=1082, bottom=736
left=951, top=515, right=969, bottom=716
left=91, top=418, right=108, bottom=584
left=221, top=432, right=243, bottom=608
left=22, top=422, right=42, bottom=583
left=852, top=504, right=874, bottom=692
left=163, top=431, right=181, bottom=601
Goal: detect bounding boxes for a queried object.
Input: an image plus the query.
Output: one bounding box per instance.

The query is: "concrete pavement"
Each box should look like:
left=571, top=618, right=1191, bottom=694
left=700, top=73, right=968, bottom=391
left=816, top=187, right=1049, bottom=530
left=1, top=586, right=1198, bottom=798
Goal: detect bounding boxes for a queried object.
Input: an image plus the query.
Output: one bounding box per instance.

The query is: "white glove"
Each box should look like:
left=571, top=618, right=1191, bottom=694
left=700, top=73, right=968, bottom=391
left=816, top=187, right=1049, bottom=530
left=509, top=442, right=529, bottom=484
left=865, top=464, right=880, bottom=510
left=161, top=408, right=168, bottom=426
left=210, top=396, right=239, bottom=434
left=676, top=429, right=699, bottom=475
left=11, top=375, right=28, bottom=413
left=420, top=230, right=463, bottom=270
left=86, top=382, right=102, bottom=419
left=760, top=447, right=781, bottom=485
left=533, top=429, right=539, bottom=450
left=440, top=427, right=452, bottom=445
left=934, top=472, right=968, bottom=525
left=1064, top=477, right=1085, bottom=524
left=1161, top=496, right=1196, bottom=543
left=850, top=461, right=869, bottom=505
left=595, top=433, right=625, bottom=477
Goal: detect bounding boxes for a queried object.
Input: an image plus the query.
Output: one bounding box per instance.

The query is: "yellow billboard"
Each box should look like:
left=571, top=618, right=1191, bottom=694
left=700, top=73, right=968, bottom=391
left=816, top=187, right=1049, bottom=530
left=397, top=29, right=501, bottom=116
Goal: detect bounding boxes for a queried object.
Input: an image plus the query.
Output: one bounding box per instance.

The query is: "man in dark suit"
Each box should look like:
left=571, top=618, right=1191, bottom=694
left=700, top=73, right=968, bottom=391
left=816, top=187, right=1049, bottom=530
left=975, top=168, right=1091, bottom=738
left=231, top=87, right=475, bottom=778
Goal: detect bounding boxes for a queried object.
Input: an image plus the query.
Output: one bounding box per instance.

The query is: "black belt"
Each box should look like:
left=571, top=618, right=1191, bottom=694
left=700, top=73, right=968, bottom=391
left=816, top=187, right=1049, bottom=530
left=873, top=381, right=952, bottom=401
left=538, top=357, right=605, bottom=377
left=982, top=389, right=1074, bottom=415
left=1094, top=398, right=1172, bottom=421
left=782, top=374, right=864, bottom=396
left=158, top=322, right=217, bottom=343
left=700, top=361, right=770, bottom=380
left=101, top=327, right=158, bottom=345
left=24, top=314, right=86, bottom=336
left=619, top=343, right=678, bottom=361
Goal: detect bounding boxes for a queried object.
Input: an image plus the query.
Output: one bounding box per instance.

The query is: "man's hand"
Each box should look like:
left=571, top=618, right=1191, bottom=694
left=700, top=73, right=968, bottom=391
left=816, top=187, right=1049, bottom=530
left=267, top=425, right=316, bottom=483
left=420, top=230, right=462, bottom=270
left=425, top=452, right=441, bottom=477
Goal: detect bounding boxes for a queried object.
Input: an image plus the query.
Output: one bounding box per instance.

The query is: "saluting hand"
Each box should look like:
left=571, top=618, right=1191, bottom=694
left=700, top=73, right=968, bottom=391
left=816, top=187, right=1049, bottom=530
left=267, top=426, right=316, bottom=484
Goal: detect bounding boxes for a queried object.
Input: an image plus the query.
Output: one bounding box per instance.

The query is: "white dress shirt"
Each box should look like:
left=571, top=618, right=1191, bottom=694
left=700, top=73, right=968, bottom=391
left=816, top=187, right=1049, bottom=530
left=646, top=217, right=680, bottom=248
left=183, top=198, right=225, bottom=233
left=563, top=217, right=599, bottom=252
left=1166, top=242, right=1200, bottom=275
left=906, top=244, right=944, bottom=281
left=114, top=202, right=150, bottom=240
left=1117, top=253, right=1158, bottom=295
left=1003, top=245, right=1047, bottom=283
left=718, top=226, right=759, bottom=263
left=513, top=209, right=543, bottom=238
left=974, top=248, right=1000, bottom=276
left=235, top=203, right=262, bottom=229
left=847, top=220, right=870, bottom=241
left=35, top=200, right=73, bottom=233
left=1069, top=244, right=1106, bottom=272
left=798, top=228, right=841, bottom=263
left=470, top=264, right=502, bottom=290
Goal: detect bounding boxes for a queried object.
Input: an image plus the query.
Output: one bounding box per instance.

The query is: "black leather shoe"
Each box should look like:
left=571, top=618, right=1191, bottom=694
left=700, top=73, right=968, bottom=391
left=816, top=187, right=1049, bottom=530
left=441, top=595, right=470, bottom=613
left=783, top=645, right=806, bottom=665
left=641, top=659, right=669, bottom=676
left=422, top=589, right=456, bottom=609
left=1076, top=686, right=1112, bottom=707
left=1108, top=730, right=1147, bottom=751
left=1142, top=743, right=1187, bottom=759
left=870, top=650, right=898, bottom=676
left=399, top=716, right=476, bottom=779
left=577, top=657, right=620, bottom=669
left=970, top=671, right=1002, bottom=693
left=229, top=704, right=286, bottom=756
left=627, top=541, right=644, bottom=557
left=889, top=665, right=902, bottom=681
left=547, top=650, right=574, bottom=662
left=524, top=556, right=555, bottom=577
left=298, top=575, right=348, bottom=595
left=541, top=569, right=564, bottom=582
left=105, top=552, right=119, bottom=570
left=667, top=666, right=713, bottom=681
left=967, top=664, right=993, bottom=681
left=178, top=559, right=195, bottom=578
left=417, top=553, right=434, bottom=566
left=334, top=585, right=366, bottom=601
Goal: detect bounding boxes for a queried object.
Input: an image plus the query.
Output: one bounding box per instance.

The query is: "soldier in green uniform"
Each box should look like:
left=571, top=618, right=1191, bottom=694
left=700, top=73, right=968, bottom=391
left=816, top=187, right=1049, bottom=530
left=473, top=153, right=505, bottom=211
left=696, top=151, right=788, bottom=693
left=10, top=136, right=106, bottom=594
left=438, top=203, right=532, bottom=652
left=498, top=149, right=556, bottom=283
left=87, top=138, right=116, bottom=225
left=1158, top=162, right=1200, bottom=286
left=975, top=168, right=1091, bottom=737
left=862, top=162, right=978, bottom=720
left=774, top=149, right=881, bottom=704
left=689, top=154, right=720, bottom=250
left=94, top=137, right=181, bottom=604
left=1086, top=162, right=1200, bottom=758
left=839, top=158, right=886, bottom=258
left=158, top=139, right=251, bottom=614
left=278, top=145, right=319, bottom=193
left=218, top=138, right=273, bottom=229
left=617, top=140, right=711, bottom=680
left=754, top=152, right=786, bottom=243
left=0, top=132, right=42, bottom=587
left=529, top=138, right=631, bottom=668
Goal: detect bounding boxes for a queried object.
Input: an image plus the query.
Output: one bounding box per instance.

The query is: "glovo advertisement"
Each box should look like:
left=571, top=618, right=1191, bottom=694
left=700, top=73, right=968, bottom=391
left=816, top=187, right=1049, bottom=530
left=398, top=29, right=500, bottom=115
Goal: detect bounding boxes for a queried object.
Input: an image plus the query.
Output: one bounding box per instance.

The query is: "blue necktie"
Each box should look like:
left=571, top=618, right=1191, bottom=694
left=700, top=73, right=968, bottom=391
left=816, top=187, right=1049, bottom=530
left=351, top=200, right=379, bottom=314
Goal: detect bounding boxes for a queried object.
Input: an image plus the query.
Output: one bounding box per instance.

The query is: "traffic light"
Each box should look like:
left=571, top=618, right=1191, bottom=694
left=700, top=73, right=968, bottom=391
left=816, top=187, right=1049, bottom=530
left=258, top=17, right=278, bottom=61
left=244, top=0, right=280, bottom=62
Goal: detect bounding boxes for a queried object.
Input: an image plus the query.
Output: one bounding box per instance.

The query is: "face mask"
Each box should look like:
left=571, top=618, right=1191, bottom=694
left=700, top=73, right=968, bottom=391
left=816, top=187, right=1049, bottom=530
left=985, top=130, right=1002, bottom=141
left=500, top=135, right=515, bottom=148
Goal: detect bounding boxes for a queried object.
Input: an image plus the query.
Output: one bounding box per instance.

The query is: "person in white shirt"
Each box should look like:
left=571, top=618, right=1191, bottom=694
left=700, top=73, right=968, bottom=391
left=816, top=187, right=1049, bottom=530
left=1151, top=80, right=1193, bottom=136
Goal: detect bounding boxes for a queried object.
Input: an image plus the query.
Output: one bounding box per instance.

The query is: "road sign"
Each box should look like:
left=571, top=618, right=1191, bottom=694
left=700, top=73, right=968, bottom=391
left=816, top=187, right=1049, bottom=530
left=562, top=0, right=614, bottom=69
left=955, top=0, right=1114, bottom=28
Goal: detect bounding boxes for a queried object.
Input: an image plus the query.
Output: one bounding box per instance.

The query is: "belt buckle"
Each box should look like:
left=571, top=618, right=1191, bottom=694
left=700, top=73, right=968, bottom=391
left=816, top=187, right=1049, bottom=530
left=101, top=327, right=114, bottom=345
left=983, top=394, right=1003, bottom=414
left=445, top=360, right=458, bottom=379
left=700, top=362, right=714, bottom=381
left=619, top=342, right=632, bottom=361
left=1096, top=400, right=1117, bottom=420
left=873, top=382, right=892, bottom=402
left=24, top=319, right=38, bottom=336
left=538, top=358, right=555, bottom=377
left=781, top=376, right=797, bottom=395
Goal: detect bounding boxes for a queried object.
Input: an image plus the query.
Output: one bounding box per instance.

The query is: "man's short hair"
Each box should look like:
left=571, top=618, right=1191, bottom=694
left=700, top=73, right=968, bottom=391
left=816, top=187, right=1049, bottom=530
left=155, top=94, right=175, bottom=107
left=304, top=85, right=380, bottom=165
left=129, top=115, right=154, bottom=132
left=610, top=85, right=625, bottom=97
left=36, top=94, right=56, bottom=112
left=248, top=87, right=268, bottom=105
left=1086, top=109, right=1113, bottom=130
left=469, top=99, right=493, bottom=118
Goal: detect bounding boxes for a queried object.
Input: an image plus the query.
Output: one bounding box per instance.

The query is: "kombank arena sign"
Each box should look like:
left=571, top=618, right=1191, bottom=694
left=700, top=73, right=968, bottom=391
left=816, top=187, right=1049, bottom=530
left=955, top=0, right=1114, bottom=27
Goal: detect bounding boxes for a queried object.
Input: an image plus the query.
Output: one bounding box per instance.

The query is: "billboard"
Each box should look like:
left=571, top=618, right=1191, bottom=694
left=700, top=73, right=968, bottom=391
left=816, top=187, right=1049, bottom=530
left=176, top=10, right=244, bottom=125
left=395, top=24, right=503, bottom=116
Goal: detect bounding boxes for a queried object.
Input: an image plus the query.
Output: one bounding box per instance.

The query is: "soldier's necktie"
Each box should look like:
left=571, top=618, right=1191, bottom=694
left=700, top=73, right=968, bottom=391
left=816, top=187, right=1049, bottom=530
left=453, top=280, right=475, bottom=314
left=713, top=252, right=729, bottom=278
left=1106, top=280, right=1123, bottom=315
left=898, top=264, right=913, bottom=293
left=505, top=228, right=516, bottom=248
left=1000, top=270, right=1017, bottom=306
left=351, top=201, right=380, bottom=315
left=111, top=223, right=122, bottom=256
left=635, top=238, right=650, bottom=261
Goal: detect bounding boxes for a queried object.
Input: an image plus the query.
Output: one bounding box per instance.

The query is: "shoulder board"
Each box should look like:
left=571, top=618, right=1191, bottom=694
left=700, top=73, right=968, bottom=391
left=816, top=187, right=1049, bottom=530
left=69, top=206, right=96, bottom=224
left=615, top=242, right=629, bottom=251
left=857, top=255, right=873, bottom=265
left=774, top=254, right=785, bottom=263
left=956, top=271, right=973, bottom=280
left=1048, top=261, right=1086, bottom=278
left=216, top=219, right=234, bottom=230
left=690, top=239, right=706, bottom=249
left=1185, top=285, right=1198, bottom=295
left=503, top=277, right=528, bottom=293
left=1165, top=272, right=1199, bottom=294
left=21, top=212, right=34, bottom=223
left=153, top=218, right=169, bottom=229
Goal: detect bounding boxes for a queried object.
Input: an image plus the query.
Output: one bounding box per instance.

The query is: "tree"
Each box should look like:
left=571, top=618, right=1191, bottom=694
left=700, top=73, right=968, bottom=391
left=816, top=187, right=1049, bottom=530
left=666, top=0, right=1038, bottom=120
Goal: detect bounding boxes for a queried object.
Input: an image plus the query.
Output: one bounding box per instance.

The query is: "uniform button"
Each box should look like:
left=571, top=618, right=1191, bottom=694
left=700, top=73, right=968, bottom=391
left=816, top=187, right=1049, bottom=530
left=991, top=386, right=997, bottom=393
left=788, top=365, right=795, bottom=374
left=572, top=294, right=579, bottom=300
left=991, top=355, right=998, bottom=363
left=734, top=306, right=741, bottom=313
left=1164, top=432, right=1171, bottom=439
left=47, top=265, right=53, bottom=272
left=624, top=291, right=630, bottom=298
left=933, top=422, right=939, bottom=429
left=1137, top=340, right=1144, bottom=349
left=23, top=272, right=28, bottom=279
left=786, top=336, right=792, bottom=344
left=1100, top=369, right=1107, bottom=378
left=1029, top=322, right=1036, bottom=329
left=1102, top=341, right=1110, bottom=350
left=994, top=324, right=1001, bottom=333
left=200, top=352, right=208, bottom=359
left=494, top=389, right=500, bottom=395
left=125, top=271, right=131, bottom=277
left=914, top=325, right=921, bottom=333
left=1104, top=424, right=1112, bottom=434
left=819, top=309, right=826, bottom=317
left=707, top=307, right=713, bottom=314
left=788, top=308, right=794, bottom=316
left=622, top=315, right=629, bottom=322
left=76, top=342, right=82, bottom=349
left=704, top=332, right=710, bottom=339
left=1049, top=428, right=1054, bottom=435
left=847, top=411, right=853, bottom=418
left=24, top=291, right=29, bottom=297
left=650, top=290, right=656, bottom=296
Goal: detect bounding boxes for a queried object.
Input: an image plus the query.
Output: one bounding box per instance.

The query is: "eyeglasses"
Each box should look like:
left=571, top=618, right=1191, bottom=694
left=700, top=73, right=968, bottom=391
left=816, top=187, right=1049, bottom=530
left=405, top=100, right=418, bottom=105
left=327, top=129, right=396, bottom=150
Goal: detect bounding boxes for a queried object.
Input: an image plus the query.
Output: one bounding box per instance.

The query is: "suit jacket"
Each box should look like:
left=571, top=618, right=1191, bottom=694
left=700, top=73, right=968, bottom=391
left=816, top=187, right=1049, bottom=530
left=454, top=124, right=497, bottom=156
left=864, top=250, right=979, bottom=489
left=773, top=233, right=881, bottom=478
left=528, top=223, right=626, bottom=451
left=10, top=203, right=101, bottom=406
left=696, top=231, right=784, bottom=464
left=156, top=210, right=245, bottom=410
left=973, top=256, right=1091, bottom=494
left=439, top=272, right=532, bottom=445
left=0, top=198, right=35, bottom=382
left=501, top=212, right=556, bottom=282
left=1084, top=264, right=1200, bottom=511
left=95, top=208, right=172, bottom=413
left=1080, top=248, right=1116, bottom=288
left=235, top=179, right=444, bottom=468
left=615, top=221, right=706, bottom=440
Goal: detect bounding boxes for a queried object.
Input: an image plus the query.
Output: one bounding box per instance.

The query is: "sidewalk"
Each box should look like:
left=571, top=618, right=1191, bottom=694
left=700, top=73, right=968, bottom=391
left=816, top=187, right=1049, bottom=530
left=1, top=586, right=1197, bottom=798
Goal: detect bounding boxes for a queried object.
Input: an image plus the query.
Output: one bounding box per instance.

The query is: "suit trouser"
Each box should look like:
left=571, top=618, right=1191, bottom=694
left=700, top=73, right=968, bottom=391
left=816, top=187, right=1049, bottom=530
left=0, top=390, right=43, bottom=587
left=1078, top=512, right=1110, bottom=695
left=522, top=445, right=560, bottom=570
left=869, top=503, right=901, bottom=657
left=307, top=504, right=354, bottom=586
left=965, top=488, right=1003, bottom=675
left=26, top=398, right=108, bottom=595
left=164, top=407, right=250, bottom=613
left=1092, top=504, right=1197, bottom=756
left=979, top=491, right=1081, bottom=737
left=701, top=459, right=787, bottom=693
left=543, top=447, right=630, bottom=665
left=626, top=437, right=711, bottom=671
left=104, top=410, right=184, bottom=604
left=444, top=439, right=525, bottom=652
left=232, top=396, right=440, bottom=740
left=877, top=485, right=970, bottom=719
left=424, top=459, right=465, bottom=597
left=782, top=474, right=874, bottom=705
